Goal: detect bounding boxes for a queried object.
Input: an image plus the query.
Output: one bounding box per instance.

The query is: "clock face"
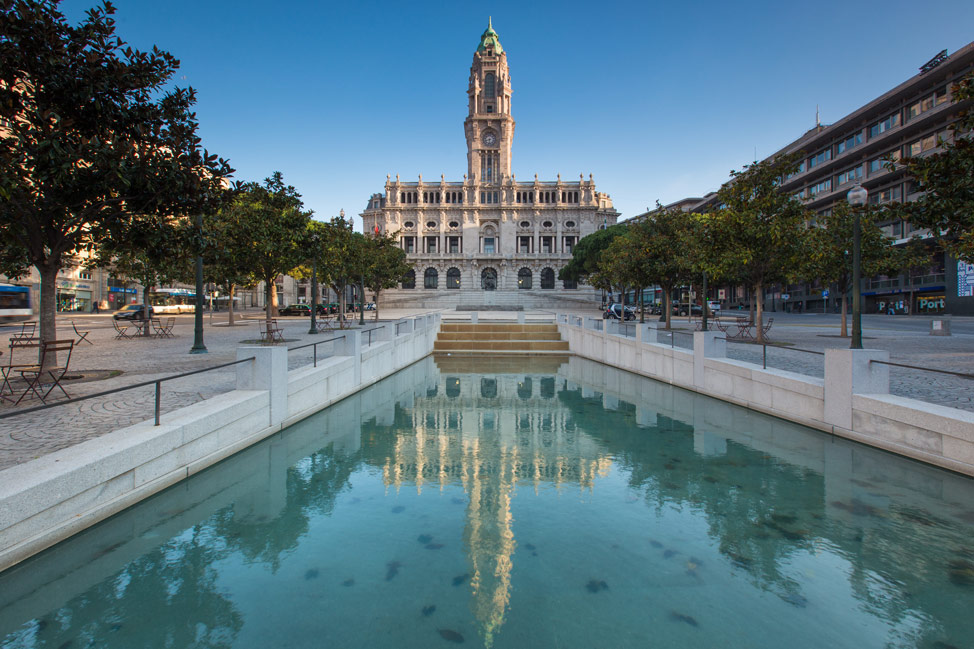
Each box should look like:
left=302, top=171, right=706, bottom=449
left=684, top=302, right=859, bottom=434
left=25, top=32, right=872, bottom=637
left=482, top=131, right=497, bottom=147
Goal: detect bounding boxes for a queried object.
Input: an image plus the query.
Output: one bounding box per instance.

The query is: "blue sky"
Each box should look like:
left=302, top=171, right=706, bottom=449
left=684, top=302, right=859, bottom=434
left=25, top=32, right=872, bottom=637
left=63, top=0, right=974, bottom=227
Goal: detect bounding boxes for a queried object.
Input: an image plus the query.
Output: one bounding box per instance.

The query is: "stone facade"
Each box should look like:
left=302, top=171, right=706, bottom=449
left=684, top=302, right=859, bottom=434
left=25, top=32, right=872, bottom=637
left=361, top=20, right=618, bottom=309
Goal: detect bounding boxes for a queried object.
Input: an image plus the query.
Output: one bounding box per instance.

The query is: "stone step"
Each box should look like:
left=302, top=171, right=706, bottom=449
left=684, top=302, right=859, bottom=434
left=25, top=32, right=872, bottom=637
left=434, top=340, right=570, bottom=352
left=440, top=323, right=559, bottom=333
left=434, top=354, right=571, bottom=373
left=437, top=331, right=564, bottom=341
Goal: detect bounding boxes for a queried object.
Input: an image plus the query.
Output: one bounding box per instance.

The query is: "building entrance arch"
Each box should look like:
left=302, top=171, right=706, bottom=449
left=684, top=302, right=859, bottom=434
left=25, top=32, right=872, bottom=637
left=481, top=267, right=497, bottom=291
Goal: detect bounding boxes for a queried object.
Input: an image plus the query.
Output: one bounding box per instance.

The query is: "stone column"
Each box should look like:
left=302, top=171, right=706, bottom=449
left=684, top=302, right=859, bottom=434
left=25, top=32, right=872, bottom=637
left=693, top=331, right=726, bottom=390
left=824, top=349, right=889, bottom=430
left=638, top=322, right=659, bottom=344
left=334, top=329, right=362, bottom=385
left=236, top=346, right=288, bottom=427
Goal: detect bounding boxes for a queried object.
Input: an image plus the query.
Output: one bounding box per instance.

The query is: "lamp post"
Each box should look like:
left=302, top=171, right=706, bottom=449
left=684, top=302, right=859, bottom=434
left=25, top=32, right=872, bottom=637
left=846, top=184, right=868, bottom=350
left=190, top=212, right=207, bottom=354
left=308, top=231, right=320, bottom=335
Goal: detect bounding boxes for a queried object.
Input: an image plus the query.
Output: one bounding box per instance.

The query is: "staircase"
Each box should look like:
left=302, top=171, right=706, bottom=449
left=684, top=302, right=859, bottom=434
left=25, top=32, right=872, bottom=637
left=433, top=322, right=569, bottom=355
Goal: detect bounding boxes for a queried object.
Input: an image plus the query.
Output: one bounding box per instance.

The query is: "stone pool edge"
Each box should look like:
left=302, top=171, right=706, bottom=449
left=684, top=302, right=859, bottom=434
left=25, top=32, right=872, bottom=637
left=559, top=315, right=974, bottom=478
left=0, top=314, right=440, bottom=573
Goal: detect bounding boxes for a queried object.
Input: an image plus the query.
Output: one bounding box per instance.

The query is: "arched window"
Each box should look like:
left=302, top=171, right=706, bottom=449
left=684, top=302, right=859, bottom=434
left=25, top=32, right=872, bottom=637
left=541, top=268, right=555, bottom=289
left=517, top=377, right=532, bottom=399
left=401, top=269, right=415, bottom=289
left=481, top=377, right=497, bottom=399
left=518, top=267, right=532, bottom=290
left=484, top=73, right=496, bottom=98
left=446, top=377, right=460, bottom=398
left=424, top=267, right=438, bottom=289
left=481, top=267, right=497, bottom=291
left=447, top=267, right=461, bottom=289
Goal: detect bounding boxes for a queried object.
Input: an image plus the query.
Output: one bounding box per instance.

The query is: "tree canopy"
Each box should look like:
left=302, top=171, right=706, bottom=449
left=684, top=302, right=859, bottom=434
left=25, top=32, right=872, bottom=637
left=0, top=0, right=231, bottom=349
left=558, top=224, right=627, bottom=286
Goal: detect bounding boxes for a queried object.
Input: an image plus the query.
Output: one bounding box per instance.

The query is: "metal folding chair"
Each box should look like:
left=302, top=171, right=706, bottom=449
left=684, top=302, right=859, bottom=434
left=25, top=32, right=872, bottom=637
left=1, top=338, right=38, bottom=402
left=112, top=319, right=132, bottom=340
left=15, top=339, right=75, bottom=404
left=72, top=321, right=92, bottom=345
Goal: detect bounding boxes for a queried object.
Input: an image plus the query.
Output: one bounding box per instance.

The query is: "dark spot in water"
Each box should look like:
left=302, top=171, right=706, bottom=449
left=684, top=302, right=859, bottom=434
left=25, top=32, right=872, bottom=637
left=852, top=533, right=863, bottom=543
left=451, top=498, right=466, bottom=505
left=933, top=642, right=963, bottom=649
left=452, top=573, right=469, bottom=586
left=57, top=642, right=72, bottom=649
left=304, top=569, right=319, bottom=580
left=110, top=624, right=123, bottom=632
left=669, top=611, right=698, bottom=627
left=437, top=628, right=464, bottom=643
left=649, top=540, right=663, bottom=548
left=703, top=475, right=718, bottom=483
left=610, top=544, right=619, bottom=549
left=664, top=463, right=675, bottom=470
left=830, top=499, right=883, bottom=518
left=585, top=579, right=609, bottom=593
left=255, top=514, right=268, bottom=522
left=425, top=543, right=444, bottom=550
left=663, top=549, right=678, bottom=559
left=524, top=543, right=536, bottom=551
left=728, top=552, right=752, bottom=569
left=418, top=534, right=433, bottom=544
left=779, top=592, right=808, bottom=608
left=391, top=506, right=405, bottom=514
left=92, top=541, right=124, bottom=560
left=811, top=513, right=824, bottom=520
left=342, top=578, right=355, bottom=587
left=422, top=605, right=436, bottom=617
left=689, top=556, right=703, bottom=565
left=386, top=561, right=401, bottom=581
left=948, top=560, right=974, bottom=587
left=897, top=508, right=945, bottom=528
left=36, top=618, right=49, bottom=632
left=671, top=458, right=681, bottom=463
left=532, top=551, right=538, bottom=556
left=770, top=513, right=798, bottom=525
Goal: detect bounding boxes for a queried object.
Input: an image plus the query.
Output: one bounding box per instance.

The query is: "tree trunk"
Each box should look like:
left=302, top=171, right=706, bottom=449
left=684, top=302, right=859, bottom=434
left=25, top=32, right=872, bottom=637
left=755, top=281, right=765, bottom=343
left=227, top=284, right=236, bottom=326
left=373, top=289, right=380, bottom=321
left=840, top=295, right=848, bottom=338
left=38, top=262, right=59, bottom=368
left=141, top=280, right=153, bottom=337
left=264, top=279, right=274, bottom=324
left=663, top=289, right=672, bottom=330
left=749, top=287, right=755, bottom=324
left=269, top=282, right=279, bottom=317
left=639, top=288, right=645, bottom=323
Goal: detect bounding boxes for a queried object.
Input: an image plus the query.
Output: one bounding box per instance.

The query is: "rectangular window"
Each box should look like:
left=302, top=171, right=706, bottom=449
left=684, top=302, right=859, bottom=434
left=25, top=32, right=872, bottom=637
left=808, top=149, right=831, bottom=168
left=809, top=179, right=831, bottom=197
left=563, top=236, right=576, bottom=253
left=836, top=132, right=862, bottom=155
left=518, top=236, right=532, bottom=254
left=541, top=236, right=553, bottom=254
left=425, top=237, right=438, bottom=253
left=837, top=165, right=863, bottom=186
left=483, top=237, right=495, bottom=254
left=869, top=113, right=901, bottom=138
left=402, top=237, right=415, bottom=253
left=448, top=237, right=460, bottom=253
left=479, top=191, right=498, bottom=204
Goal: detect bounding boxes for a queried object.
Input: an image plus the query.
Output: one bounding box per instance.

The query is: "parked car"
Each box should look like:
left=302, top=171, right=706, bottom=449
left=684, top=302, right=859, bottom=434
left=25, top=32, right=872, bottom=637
left=279, top=304, right=312, bottom=316
left=673, top=304, right=703, bottom=317
left=603, top=304, right=636, bottom=320
left=113, top=304, right=153, bottom=321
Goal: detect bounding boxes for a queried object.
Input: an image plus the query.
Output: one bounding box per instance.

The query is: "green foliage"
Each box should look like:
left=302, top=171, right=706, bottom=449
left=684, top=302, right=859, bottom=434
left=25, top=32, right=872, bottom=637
left=227, top=172, right=312, bottom=320
left=703, top=153, right=811, bottom=341
left=558, top=224, right=626, bottom=284
left=889, top=73, right=974, bottom=263
left=362, top=233, right=413, bottom=320
left=0, top=0, right=231, bottom=345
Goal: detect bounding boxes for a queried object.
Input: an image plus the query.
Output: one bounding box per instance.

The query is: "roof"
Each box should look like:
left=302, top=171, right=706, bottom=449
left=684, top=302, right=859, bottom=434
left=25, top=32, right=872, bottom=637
left=476, top=17, right=503, bottom=54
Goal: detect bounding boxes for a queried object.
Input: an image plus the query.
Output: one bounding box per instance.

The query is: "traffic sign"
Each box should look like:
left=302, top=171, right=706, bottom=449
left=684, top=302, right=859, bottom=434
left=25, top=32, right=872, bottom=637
left=822, top=290, right=829, bottom=298
left=781, top=293, right=790, bottom=300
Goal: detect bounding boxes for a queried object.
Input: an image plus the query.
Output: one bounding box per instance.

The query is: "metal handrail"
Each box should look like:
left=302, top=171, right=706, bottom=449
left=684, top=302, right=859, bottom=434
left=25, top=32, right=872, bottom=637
left=0, top=356, right=256, bottom=426
left=362, top=327, right=382, bottom=346
left=288, top=335, right=343, bottom=368
left=714, top=336, right=823, bottom=370
left=870, top=359, right=974, bottom=380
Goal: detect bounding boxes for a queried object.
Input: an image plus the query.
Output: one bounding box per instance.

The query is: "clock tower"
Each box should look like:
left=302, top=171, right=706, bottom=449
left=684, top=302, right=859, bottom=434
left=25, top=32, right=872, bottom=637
left=465, top=18, right=514, bottom=185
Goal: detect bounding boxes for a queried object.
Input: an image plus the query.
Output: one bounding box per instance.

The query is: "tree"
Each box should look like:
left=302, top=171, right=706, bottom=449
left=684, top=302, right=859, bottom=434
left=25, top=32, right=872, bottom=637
left=202, top=199, right=257, bottom=327
left=0, top=1, right=231, bottom=357
left=889, top=73, right=974, bottom=263
left=701, top=154, right=811, bottom=342
left=227, top=173, right=312, bottom=325
left=317, top=215, right=358, bottom=327
left=558, top=224, right=627, bottom=289
left=805, top=202, right=926, bottom=337
left=626, top=207, right=695, bottom=329
left=363, top=232, right=412, bottom=321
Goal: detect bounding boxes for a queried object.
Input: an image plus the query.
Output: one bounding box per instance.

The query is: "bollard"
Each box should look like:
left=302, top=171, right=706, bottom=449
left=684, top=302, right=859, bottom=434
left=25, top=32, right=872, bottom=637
left=930, top=318, right=951, bottom=336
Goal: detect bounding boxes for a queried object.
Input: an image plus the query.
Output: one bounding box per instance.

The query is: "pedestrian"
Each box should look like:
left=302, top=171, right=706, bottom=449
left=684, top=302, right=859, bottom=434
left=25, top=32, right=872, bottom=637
left=92, top=302, right=99, bottom=314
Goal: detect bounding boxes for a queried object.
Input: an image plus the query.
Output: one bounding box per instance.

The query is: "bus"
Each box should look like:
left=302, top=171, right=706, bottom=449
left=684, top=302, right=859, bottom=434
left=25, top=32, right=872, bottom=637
left=147, top=288, right=197, bottom=314
left=0, top=284, right=33, bottom=323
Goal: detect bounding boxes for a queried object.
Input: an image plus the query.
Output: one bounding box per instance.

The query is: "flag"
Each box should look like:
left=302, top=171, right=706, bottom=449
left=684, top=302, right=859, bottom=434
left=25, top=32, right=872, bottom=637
left=374, top=224, right=380, bottom=235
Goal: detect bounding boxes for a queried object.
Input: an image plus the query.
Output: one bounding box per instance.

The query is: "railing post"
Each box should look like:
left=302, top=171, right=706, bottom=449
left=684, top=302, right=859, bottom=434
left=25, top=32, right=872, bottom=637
left=471, top=312, right=479, bottom=324
left=335, top=329, right=362, bottom=385
left=236, top=346, right=288, bottom=426
left=824, top=349, right=890, bottom=430
left=638, top=322, right=659, bottom=344
left=605, top=319, right=620, bottom=335
left=517, top=312, right=526, bottom=324
left=154, top=381, right=161, bottom=426
left=693, top=331, right=726, bottom=389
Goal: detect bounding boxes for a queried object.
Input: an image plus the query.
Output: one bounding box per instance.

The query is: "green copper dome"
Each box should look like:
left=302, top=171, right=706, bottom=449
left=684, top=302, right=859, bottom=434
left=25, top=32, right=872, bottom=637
left=477, top=17, right=503, bottom=54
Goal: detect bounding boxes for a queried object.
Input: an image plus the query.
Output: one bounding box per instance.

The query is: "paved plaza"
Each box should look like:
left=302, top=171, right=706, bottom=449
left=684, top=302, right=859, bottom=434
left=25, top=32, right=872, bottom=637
left=0, top=308, right=971, bottom=472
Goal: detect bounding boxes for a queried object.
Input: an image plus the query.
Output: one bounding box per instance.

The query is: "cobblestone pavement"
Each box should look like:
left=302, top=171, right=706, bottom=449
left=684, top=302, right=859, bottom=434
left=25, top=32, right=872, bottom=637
left=0, top=309, right=971, bottom=472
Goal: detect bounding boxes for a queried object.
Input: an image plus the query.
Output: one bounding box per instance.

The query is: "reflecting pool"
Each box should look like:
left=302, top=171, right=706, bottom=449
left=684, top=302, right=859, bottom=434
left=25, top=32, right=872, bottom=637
left=2, top=355, right=974, bottom=648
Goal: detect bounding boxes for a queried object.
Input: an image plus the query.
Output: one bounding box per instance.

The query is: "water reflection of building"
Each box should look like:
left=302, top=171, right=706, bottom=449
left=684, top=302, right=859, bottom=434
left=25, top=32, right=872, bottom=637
left=380, top=360, right=610, bottom=645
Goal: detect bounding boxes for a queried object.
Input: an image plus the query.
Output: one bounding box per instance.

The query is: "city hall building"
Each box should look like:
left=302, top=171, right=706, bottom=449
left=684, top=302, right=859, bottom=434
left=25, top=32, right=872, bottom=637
left=360, top=21, right=619, bottom=309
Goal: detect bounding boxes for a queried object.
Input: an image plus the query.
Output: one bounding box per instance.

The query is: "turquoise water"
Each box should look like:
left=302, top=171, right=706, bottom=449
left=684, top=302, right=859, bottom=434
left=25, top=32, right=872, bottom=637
left=2, top=355, right=974, bottom=649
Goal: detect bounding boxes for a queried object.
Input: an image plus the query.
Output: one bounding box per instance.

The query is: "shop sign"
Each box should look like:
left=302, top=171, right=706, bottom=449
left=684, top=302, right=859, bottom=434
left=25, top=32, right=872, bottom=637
left=959, top=260, right=974, bottom=298
left=109, top=286, right=137, bottom=294
left=56, top=280, right=92, bottom=290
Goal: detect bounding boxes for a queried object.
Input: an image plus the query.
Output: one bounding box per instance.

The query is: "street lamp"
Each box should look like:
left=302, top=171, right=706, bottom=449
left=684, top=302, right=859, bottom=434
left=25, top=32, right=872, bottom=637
left=308, top=231, right=320, bottom=335
left=846, top=184, right=868, bottom=350
left=190, top=212, right=207, bottom=354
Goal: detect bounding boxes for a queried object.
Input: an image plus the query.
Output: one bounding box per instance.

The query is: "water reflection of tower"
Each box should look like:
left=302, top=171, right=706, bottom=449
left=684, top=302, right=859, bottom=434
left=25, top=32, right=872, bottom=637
left=380, top=371, right=611, bottom=646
